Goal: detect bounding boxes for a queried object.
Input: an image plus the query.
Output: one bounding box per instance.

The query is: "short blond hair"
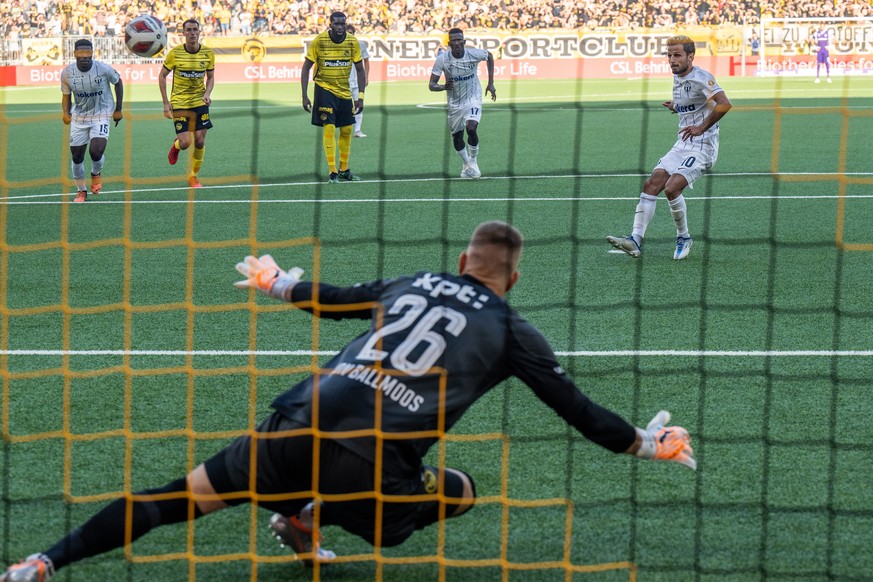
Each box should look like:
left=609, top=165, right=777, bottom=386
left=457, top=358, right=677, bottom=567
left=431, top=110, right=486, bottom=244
left=666, top=35, right=695, bottom=55
left=467, top=221, right=523, bottom=277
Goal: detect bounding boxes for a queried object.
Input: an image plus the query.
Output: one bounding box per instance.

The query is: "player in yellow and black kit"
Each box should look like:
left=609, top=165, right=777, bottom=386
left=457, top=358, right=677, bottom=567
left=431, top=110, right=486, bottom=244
left=301, top=11, right=367, bottom=183
left=158, top=18, right=214, bottom=188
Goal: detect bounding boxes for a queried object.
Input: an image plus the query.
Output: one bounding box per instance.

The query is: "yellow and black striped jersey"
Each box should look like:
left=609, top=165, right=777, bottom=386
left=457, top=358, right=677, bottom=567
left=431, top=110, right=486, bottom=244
left=163, top=44, right=215, bottom=109
left=305, top=31, right=361, bottom=100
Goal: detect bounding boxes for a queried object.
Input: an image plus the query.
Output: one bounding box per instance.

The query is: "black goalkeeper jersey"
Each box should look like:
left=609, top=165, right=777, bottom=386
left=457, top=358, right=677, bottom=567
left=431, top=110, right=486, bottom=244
left=272, top=271, right=636, bottom=477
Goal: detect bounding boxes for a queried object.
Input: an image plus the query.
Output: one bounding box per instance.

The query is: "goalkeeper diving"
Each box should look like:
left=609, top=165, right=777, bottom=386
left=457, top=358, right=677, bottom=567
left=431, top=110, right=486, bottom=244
left=1, top=221, right=694, bottom=581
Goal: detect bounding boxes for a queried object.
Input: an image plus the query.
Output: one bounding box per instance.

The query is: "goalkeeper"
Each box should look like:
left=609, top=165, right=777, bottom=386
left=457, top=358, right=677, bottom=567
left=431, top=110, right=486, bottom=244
left=1, top=221, right=695, bottom=581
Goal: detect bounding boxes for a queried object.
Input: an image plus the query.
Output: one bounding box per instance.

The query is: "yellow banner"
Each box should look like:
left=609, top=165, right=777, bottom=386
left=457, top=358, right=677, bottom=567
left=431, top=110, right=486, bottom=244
left=21, top=38, right=63, bottom=66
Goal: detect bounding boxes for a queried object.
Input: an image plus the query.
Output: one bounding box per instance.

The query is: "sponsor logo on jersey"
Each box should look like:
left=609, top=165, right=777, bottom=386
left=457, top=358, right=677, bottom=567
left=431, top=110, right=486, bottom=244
left=323, top=59, right=351, bottom=68
left=450, top=73, right=475, bottom=81
left=76, top=90, right=104, bottom=98
left=675, top=103, right=696, bottom=113
left=178, top=70, right=206, bottom=79
left=412, top=272, right=490, bottom=309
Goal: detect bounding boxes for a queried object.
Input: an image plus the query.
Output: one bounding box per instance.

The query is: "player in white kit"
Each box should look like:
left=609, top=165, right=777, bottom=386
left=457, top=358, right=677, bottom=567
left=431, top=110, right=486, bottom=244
left=347, top=24, right=370, bottom=138
left=60, top=39, right=124, bottom=203
left=607, top=35, right=731, bottom=260
left=428, top=28, right=496, bottom=179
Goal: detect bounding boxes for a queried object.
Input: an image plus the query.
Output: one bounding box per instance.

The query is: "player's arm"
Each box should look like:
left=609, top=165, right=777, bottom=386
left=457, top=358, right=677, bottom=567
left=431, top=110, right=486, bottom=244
left=484, top=52, right=496, bottom=101
left=678, top=90, right=731, bottom=141
left=233, top=254, right=379, bottom=319
left=428, top=71, right=452, bottom=92
left=353, top=59, right=366, bottom=114
left=61, top=93, right=72, bottom=124
left=158, top=66, right=173, bottom=119
left=301, top=58, right=314, bottom=112
left=362, top=56, right=370, bottom=90
left=112, top=77, right=124, bottom=126
left=508, top=320, right=696, bottom=468
left=203, top=68, right=214, bottom=106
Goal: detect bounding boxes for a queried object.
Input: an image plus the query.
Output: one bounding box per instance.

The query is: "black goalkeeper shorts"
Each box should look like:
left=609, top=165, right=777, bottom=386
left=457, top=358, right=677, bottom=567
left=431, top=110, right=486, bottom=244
left=203, top=411, right=470, bottom=546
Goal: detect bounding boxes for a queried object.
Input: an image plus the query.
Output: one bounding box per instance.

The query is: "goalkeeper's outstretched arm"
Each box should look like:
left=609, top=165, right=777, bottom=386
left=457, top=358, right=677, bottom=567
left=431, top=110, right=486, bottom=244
left=233, top=254, right=378, bottom=320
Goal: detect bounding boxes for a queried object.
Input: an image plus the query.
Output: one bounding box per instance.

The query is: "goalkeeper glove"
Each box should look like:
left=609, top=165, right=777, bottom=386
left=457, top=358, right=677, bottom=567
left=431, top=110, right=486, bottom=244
left=234, top=254, right=303, bottom=301
left=634, top=410, right=696, bottom=470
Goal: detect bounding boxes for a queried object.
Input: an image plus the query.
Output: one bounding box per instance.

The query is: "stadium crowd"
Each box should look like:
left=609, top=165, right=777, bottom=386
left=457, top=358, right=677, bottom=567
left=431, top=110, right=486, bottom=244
left=2, top=0, right=870, bottom=44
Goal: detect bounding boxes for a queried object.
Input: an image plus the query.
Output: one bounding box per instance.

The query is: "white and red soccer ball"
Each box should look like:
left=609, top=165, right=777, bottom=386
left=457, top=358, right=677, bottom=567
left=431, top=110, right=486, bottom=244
left=124, top=15, right=167, bottom=58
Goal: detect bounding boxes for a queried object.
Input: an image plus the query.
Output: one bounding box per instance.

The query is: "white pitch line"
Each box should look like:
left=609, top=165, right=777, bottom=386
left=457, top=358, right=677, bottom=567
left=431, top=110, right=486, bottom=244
left=3, top=171, right=873, bottom=203
left=1, top=349, right=871, bottom=357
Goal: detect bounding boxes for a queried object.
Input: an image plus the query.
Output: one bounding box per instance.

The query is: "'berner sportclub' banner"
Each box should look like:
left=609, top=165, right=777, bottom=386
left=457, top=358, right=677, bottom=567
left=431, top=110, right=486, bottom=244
left=4, top=24, right=873, bottom=87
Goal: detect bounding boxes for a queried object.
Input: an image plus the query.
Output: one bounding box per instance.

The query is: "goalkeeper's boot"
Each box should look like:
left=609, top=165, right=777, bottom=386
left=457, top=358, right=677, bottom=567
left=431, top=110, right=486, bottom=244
left=328, top=172, right=339, bottom=184
left=187, top=175, right=203, bottom=188
left=606, top=234, right=642, bottom=258
left=90, top=173, right=102, bottom=195
left=73, top=190, right=87, bottom=203
left=337, top=169, right=361, bottom=182
left=168, top=141, right=180, bottom=165
left=673, top=236, right=692, bottom=260
left=0, top=554, right=55, bottom=582
left=269, top=513, right=336, bottom=568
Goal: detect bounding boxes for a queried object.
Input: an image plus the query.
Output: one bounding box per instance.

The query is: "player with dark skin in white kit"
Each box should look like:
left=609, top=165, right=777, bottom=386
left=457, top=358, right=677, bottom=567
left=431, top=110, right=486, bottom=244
left=429, top=28, right=496, bottom=179
left=60, top=38, right=124, bottom=203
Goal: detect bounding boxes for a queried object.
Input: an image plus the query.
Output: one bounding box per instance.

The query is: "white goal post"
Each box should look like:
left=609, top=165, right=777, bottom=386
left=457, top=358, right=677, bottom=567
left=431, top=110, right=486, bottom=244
left=757, top=17, right=873, bottom=77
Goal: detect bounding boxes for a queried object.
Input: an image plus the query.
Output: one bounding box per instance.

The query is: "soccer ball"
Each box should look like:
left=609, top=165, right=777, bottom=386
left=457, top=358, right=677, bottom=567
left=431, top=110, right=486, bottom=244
left=124, top=15, right=167, bottom=58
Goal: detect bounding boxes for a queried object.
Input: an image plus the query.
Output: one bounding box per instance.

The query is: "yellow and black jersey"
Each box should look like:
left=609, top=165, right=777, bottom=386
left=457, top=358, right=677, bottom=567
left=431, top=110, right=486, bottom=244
left=163, top=43, right=215, bottom=109
left=305, top=31, right=361, bottom=100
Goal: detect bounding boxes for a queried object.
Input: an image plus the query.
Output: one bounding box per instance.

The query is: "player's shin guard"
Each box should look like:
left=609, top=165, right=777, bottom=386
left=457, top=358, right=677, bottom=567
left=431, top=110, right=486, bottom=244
left=192, top=146, right=205, bottom=175
left=338, top=125, right=352, bottom=171
left=71, top=161, right=86, bottom=191
left=323, top=124, right=337, bottom=173
left=91, top=155, right=105, bottom=176
left=43, top=477, right=201, bottom=571
left=466, top=144, right=479, bottom=161
left=632, top=193, right=658, bottom=239
left=668, top=194, right=689, bottom=238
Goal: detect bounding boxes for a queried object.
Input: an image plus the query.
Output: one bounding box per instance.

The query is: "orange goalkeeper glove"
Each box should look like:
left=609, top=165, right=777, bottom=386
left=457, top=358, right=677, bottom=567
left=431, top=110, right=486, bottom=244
left=234, top=255, right=304, bottom=301
left=634, top=411, right=696, bottom=470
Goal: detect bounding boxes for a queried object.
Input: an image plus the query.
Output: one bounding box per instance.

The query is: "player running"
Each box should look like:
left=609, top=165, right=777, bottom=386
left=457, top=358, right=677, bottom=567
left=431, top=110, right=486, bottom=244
left=428, top=28, right=496, bottom=179
left=60, top=39, right=123, bottom=203
left=158, top=18, right=215, bottom=189
left=607, top=35, right=732, bottom=260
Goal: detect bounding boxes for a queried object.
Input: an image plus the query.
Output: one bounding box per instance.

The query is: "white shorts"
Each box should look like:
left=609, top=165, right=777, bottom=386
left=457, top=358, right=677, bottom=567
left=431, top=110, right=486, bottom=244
left=447, top=102, right=483, bottom=134
left=69, top=119, right=111, bottom=147
left=654, top=145, right=715, bottom=189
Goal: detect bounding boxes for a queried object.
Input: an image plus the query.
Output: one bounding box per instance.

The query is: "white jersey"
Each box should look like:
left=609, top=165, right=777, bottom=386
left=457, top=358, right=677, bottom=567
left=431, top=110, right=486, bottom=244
left=431, top=47, right=489, bottom=109
left=670, top=66, right=723, bottom=156
left=349, top=40, right=369, bottom=91
left=60, top=60, right=121, bottom=123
